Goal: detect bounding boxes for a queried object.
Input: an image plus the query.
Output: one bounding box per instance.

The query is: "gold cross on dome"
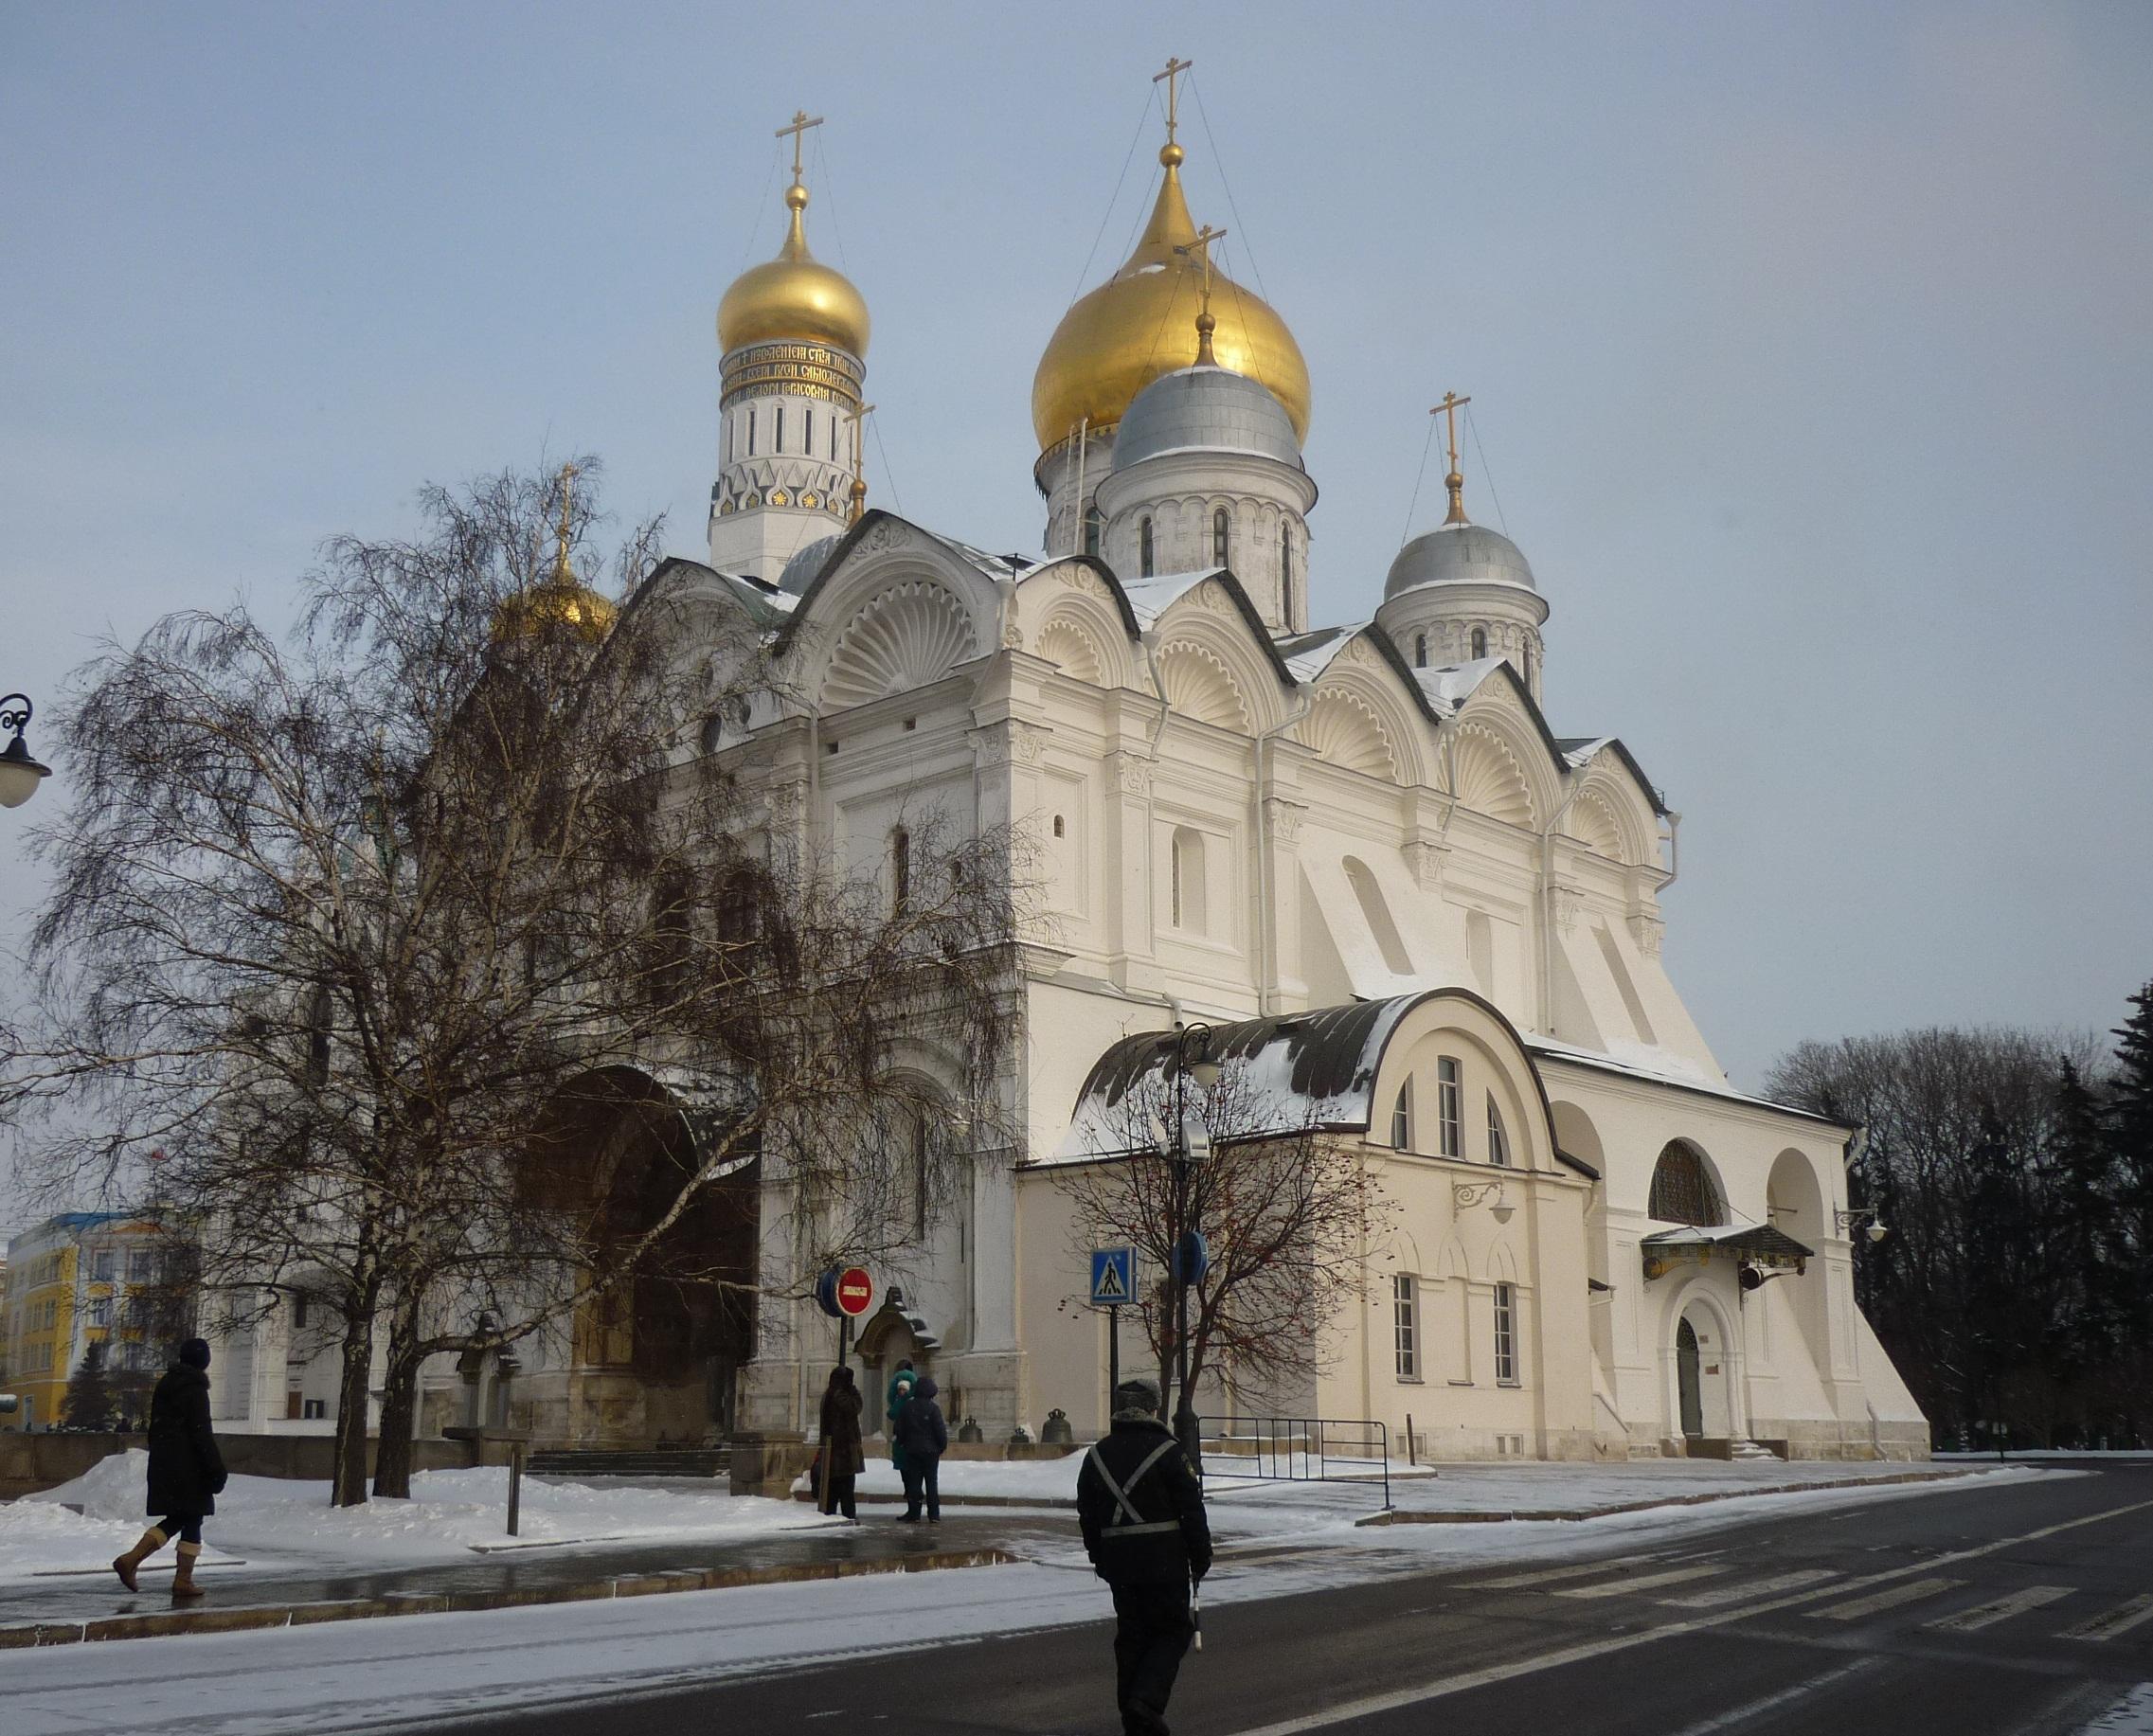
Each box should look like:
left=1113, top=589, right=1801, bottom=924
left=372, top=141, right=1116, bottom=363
left=552, top=463, right=577, bottom=583
left=1153, top=57, right=1193, bottom=145
left=776, top=110, right=824, bottom=181
left=1430, top=392, right=1472, bottom=524
left=1175, top=224, right=1229, bottom=362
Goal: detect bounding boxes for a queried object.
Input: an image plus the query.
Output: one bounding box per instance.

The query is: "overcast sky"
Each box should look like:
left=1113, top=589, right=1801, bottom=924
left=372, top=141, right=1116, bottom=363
left=4, top=1, right=2149, bottom=1219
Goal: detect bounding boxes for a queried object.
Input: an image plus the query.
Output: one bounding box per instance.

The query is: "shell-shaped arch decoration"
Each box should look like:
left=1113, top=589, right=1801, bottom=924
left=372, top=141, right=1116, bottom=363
left=1035, top=614, right=1106, bottom=684
left=1157, top=639, right=1252, bottom=732
left=820, top=580, right=978, bottom=711
left=1300, top=688, right=1397, bottom=780
left=1564, top=789, right=1629, bottom=861
left=1452, top=723, right=1536, bottom=827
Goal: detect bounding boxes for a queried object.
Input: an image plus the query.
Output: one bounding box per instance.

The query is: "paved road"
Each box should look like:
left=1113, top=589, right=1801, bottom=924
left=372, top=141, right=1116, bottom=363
left=441, top=1459, right=2153, bottom=1736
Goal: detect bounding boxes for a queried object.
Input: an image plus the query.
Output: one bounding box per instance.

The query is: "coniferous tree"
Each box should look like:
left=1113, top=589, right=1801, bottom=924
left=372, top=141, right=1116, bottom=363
left=63, top=1341, right=116, bottom=1432
left=2108, top=982, right=2153, bottom=1435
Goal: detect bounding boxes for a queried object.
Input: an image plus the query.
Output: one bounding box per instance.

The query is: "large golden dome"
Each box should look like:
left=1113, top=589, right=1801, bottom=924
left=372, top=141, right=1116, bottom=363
left=718, top=178, right=871, bottom=358
left=1032, top=142, right=1308, bottom=452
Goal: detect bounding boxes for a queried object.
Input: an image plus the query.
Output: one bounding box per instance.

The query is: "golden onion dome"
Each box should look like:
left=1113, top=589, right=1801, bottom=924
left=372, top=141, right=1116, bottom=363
left=491, top=466, right=618, bottom=644
left=717, top=177, right=871, bottom=358
left=1032, top=141, right=1308, bottom=452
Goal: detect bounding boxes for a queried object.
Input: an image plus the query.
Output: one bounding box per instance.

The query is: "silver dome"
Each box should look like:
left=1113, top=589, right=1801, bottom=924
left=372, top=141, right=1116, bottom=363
left=1384, top=523, right=1536, bottom=598
left=1112, top=365, right=1303, bottom=473
left=777, top=532, right=842, bottom=595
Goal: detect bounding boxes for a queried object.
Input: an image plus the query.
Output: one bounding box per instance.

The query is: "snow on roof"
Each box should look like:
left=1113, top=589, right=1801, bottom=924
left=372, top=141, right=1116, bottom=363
left=1050, top=996, right=1426, bottom=1163
left=1118, top=568, right=1228, bottom=628
left=1557, top=734, right=1614, bottom=769
left=1409, top=656, right=1508, bottom=715
left=1275, top=623, right=1366, bottom=683
left=1526, top=1034, right=1839, bottom=1126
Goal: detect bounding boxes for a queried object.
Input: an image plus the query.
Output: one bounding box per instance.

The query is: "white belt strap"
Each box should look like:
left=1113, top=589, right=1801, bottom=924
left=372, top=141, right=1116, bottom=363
left=1087, top=1439, right=1181, bottom=1534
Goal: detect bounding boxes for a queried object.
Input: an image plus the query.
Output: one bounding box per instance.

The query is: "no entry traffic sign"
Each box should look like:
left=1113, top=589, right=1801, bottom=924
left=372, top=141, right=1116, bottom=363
left=834, top=1265, right=875, bottom=1317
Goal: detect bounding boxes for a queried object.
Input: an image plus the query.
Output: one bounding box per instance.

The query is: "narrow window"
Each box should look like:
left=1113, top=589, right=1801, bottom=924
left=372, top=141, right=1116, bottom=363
left=1487, top=1095, right=1511, bottom=1168
left=911, top=1113, right=931, bottom=1240
left=293, top=1292, right=310, bottom=1330
left=1414, top=634, right=1427, bottom=669
left=890, top=827, right=910, bottom=917
left=1471, top=627, right=1487, bottom=660
left=775, top=407, right=785, bottom=453
left=1140, top=516, right=1155, bottom=578
left=747, top=409, right=757, bottom=456
left=831, top=417, right=838, bottom=460
left=1280, top=525, right=1294, bottom=621
left=1052, top=814, right=1065, bottom=838
left=1084, top=505, right=1103, bottom=558
left=1438, top=1056, right=1462, bottom=1157
left=1211, top=507, right=1229, bottom=566
left=1393, top=1275, right=1420, bottom=1380
left=1494, top=1282, right=1518, bottom=1385
left=1170, top=826, right=1206, bottom=932
left=1391, top=1081, right=1413, bottom=1151
left=802, top=408, right=813, bottom=456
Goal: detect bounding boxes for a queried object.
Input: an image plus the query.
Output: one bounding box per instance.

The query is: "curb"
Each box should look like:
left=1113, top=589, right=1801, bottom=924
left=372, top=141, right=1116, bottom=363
left=0, top=1547, right=1018, bottom=1650
left=795, top=1490, right=1077, bottom=1510
left=1356, top=1466, right=1981, bottom=1527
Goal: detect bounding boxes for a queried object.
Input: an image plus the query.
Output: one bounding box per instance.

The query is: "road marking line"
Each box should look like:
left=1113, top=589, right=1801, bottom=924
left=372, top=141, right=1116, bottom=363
left=2066, top=1593, right=2153, bottom=1642
left=1471, top=1559, right=1664, bottom=1590
left=1926, top=1584, right=2072, bottom=1633
left=1660, top=1569, right=1839, bottom=1608
left=1231, top=1495, right=2153, bottom=1736
left=1557, top=1565, right=1726, bottom=1600
left=1810, top=1577, right=1964, bottom=1621
left=1661, top=1657, right=1883, bottom=1736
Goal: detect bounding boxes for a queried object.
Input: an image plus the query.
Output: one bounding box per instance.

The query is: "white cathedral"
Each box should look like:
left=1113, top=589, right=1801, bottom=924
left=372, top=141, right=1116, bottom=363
left=215, top=84, right=1928, bottom=1463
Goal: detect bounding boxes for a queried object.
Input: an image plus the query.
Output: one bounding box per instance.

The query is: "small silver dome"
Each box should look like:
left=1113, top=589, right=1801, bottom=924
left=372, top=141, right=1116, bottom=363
left=1112, top=365, right=1303, bottom=473
left=1384, top=523, right=1536, bottom=598
left=777, top=532, right=842, bottom=595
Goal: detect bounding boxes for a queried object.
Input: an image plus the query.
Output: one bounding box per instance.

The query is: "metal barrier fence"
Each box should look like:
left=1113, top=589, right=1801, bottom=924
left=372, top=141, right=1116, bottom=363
left=1198, top=1415, right=1390, bottom=1510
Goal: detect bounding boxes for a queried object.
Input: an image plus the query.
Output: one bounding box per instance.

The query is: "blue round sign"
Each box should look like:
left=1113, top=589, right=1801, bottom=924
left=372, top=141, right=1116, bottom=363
left=1171, top=1230, right=1209, bottom=1285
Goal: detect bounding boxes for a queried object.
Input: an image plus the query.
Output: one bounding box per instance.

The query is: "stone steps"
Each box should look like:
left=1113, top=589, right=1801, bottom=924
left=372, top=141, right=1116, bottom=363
left=524, top=1447, right=730, bottom=1478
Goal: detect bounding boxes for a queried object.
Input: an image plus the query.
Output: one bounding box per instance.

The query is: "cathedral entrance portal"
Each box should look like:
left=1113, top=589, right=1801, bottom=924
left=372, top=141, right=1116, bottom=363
left=1673, top=1299, right=1732, bottom=1443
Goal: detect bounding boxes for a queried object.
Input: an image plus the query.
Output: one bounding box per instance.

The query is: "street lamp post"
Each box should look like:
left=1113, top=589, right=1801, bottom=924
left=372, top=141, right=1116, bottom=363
left=0, top=694, right=53, bottom=809
left=1165, top=1023, right=1221, bottom=1473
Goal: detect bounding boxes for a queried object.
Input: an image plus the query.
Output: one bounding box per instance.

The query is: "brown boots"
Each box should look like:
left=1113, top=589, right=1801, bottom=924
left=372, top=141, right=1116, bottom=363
left=170, top=1541, right=206, bottom=1600
left=112, top=1527, right=168, bottom=1592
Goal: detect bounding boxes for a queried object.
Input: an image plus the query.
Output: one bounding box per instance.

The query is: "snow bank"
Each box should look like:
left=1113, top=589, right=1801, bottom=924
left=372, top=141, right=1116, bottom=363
left=3, top=1450, right=836, bottom=1584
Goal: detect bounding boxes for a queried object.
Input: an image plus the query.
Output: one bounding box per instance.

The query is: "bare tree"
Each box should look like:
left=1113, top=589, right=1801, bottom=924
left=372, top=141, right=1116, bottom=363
left=5, top=460, right=1016, bottom=1502
left=1052, top=1050, right=1391, bottom=1448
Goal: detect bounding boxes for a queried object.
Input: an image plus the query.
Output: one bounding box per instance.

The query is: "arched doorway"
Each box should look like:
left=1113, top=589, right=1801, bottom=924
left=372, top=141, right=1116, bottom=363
left=1676, top=1318, right=1702, bottom=1438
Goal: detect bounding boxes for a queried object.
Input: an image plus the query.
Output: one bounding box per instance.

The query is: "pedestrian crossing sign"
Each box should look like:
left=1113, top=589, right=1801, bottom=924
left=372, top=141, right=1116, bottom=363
left=1090, top=1245, right=1138, bottom=1308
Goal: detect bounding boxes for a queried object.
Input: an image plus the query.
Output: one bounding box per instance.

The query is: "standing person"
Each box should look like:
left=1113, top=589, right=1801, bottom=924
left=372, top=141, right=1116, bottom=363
left=112, top=1338, right=227, bottom=1600
left=884, top=1357, right=915, bottom=1492
left=1076, top=1377, right=1211, bottom=1736
left=893, top=1373, right=946, bottom=1522
left=816, top=1366, right=865, bottom=1520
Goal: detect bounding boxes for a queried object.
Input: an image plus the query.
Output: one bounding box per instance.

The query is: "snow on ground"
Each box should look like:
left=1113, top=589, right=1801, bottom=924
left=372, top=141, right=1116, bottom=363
left=0, top=1465, right=2061, bottom=1736
left=2, top=1450, right=837, bottom=1584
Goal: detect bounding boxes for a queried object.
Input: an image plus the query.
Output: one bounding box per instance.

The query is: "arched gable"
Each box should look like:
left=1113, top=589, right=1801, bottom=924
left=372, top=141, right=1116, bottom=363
left=1156, top=635, right=1252, bottom=731
left=819, top=577, right=980, bottom=711
left=1451, top=720, right=1538, bottom=827
left=1147, top=585, right=1291, bottom=733
left=1563, top=788, right=1631, bottom=863
left=1300, top=686, right=1398, bottom=780
left=1036, top=613, right=1109, bottom=685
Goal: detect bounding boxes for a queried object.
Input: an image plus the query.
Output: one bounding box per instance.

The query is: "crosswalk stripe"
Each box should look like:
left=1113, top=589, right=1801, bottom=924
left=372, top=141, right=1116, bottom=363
left=1924, top=1585, right=2072, bottom=1633
left=1557, top=1565, right=1726, bottom=1600
left=1810, top=1576, right=1964, bottom=1621
left=1472, top=1559, right=1659, bottom=1590
left=1659, top=1569, right=1839, bottom=1608
left=2066, top=1592, right=2153, bottom=1642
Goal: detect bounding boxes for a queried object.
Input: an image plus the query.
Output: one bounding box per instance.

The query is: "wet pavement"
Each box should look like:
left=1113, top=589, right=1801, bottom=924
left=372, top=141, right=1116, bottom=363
left=0, top=1506, right=1081, bottom=1627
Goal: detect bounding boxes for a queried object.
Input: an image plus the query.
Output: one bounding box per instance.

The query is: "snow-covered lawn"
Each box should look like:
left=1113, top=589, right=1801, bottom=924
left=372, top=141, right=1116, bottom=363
left=0, top=1465, right=2062, bottom=1736
left=1, top=1449, right=838, bottom=1584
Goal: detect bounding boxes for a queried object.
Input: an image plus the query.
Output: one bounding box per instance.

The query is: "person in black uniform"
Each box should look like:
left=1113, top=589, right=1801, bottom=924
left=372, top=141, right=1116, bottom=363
left=111, top=1337, right=227, bottom=1600
left=1076, top=1376, right=1212, bottom=1736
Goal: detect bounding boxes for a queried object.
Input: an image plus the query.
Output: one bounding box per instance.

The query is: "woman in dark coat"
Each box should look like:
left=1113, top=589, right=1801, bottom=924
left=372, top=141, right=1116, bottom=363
left=112, top=1338, right=227, bottom=1599
left=816, top=1366, right=866, bottom=1520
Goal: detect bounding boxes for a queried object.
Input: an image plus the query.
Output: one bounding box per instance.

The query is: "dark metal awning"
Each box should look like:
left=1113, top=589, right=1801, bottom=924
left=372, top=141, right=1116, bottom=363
left=1641, top=1223, right=1813, bottom=1281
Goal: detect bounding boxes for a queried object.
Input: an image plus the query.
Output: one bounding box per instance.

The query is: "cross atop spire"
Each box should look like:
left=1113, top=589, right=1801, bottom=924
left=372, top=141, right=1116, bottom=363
left=1175, top=224, right=1229, bottom=364
left=552, top=463, right=578, bottom=584
left=1154, top=57, right=1193, bottom=162
left=777, top=109, right=824, bottom=185
left=1431, top=392, right=1472, bottom=525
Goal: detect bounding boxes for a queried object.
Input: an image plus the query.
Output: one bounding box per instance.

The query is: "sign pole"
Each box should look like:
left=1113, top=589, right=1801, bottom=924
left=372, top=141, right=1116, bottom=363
left=1108, top=1306, right=1120, bottom=1405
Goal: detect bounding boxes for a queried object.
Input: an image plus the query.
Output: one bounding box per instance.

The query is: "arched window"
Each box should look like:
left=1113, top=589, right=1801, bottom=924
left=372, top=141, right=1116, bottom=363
left=1486, top=1096, right=1511, bottom=1168
left=910, top=1111, right=932, bottom=1239
left=1649, top=1141, right=1726, bottom=1226
left=775, top=407, right=785, bottom=453
left=802, top=408, right=813, bottom=456
left=1139, top=517, right=1155, bottom=578
left=890, top=827, right=910, bottom=918
left=1211, top=508, right=1229, bottom=567
left=1391, top=1081, right=1413, bottom=1151
left=716, top=866, right=762, bottom=948
left=747, top=409, right=757, bottom=456
left=1084, top=505, right=1103, bottom=558
left=1437, top=1056, right=1462, bottom=1156
left=1280, top=525, right=1294, bottom=620
left=1414, top=634, right=1427, bottom=669
left=1523, top=644, right=1534, bottom=688
left=1471, top=627, right=1487, bottom=660
left=1169, top=826, right=1206, bottom=932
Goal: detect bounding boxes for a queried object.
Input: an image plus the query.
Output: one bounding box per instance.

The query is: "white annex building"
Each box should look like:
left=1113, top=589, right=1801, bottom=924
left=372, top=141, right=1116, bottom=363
left=217, top=81, right=1928, bottom=1462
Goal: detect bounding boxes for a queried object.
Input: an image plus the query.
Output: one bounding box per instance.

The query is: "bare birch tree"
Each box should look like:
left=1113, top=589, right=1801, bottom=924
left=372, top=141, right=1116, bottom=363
left=4, top=459, right=1016, bottom=1502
